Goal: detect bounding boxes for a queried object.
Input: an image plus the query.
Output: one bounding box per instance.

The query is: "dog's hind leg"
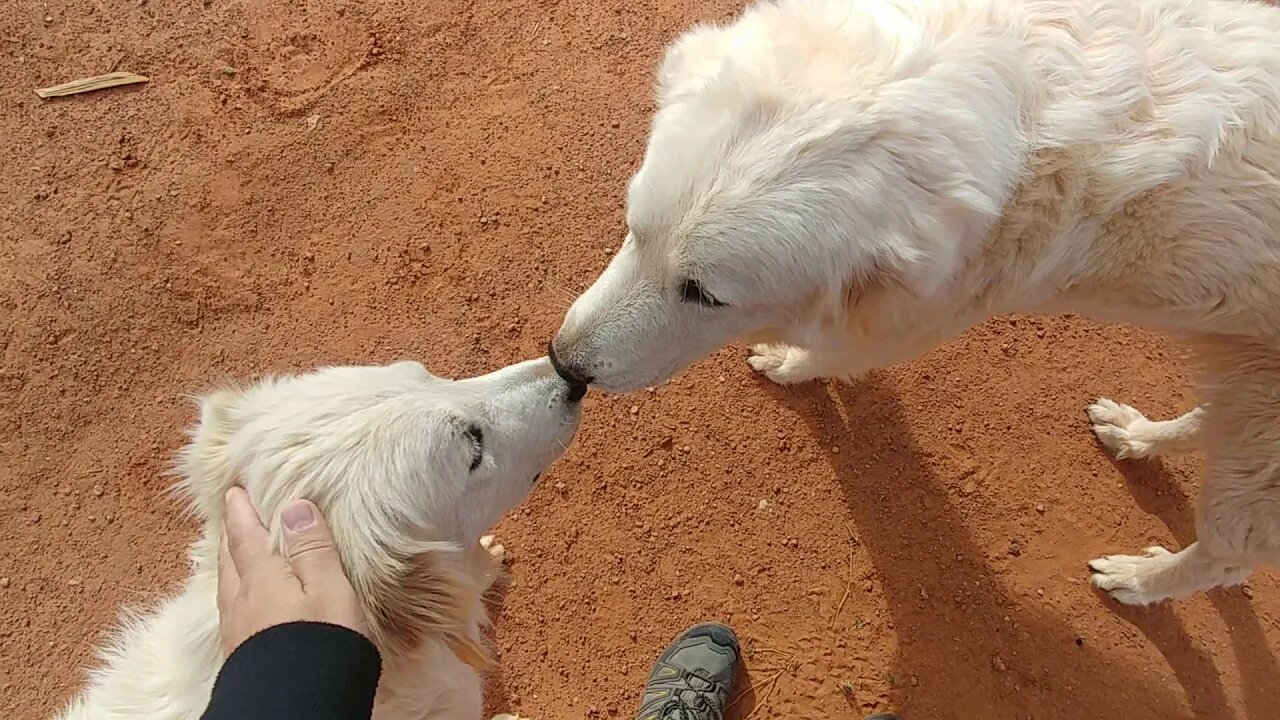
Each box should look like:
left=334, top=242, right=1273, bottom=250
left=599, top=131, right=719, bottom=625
left=1087, top=400, right=1205, bottom=460
left=1090, top=338, right=1280, bottom=604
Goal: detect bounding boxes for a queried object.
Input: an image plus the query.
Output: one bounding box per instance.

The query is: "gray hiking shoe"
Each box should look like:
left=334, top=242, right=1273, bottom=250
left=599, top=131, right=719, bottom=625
left=636, top=623, right=741, bottom=720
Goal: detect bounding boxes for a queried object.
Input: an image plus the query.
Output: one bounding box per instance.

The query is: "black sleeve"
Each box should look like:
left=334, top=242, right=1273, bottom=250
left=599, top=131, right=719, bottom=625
left=201, top=621, right=382, bottom=720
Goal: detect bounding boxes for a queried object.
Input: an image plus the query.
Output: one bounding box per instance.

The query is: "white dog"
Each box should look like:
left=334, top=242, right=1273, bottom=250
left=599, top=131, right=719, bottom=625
left=551, top=0, right=1280, bottom=605
left=56, top=358, right=581, bottom=720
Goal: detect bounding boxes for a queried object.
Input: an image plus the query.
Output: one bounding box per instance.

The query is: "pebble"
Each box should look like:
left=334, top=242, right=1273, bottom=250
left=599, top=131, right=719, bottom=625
left=992, top=656, right=1007, bottom=672
left=733, top=574, right=744, bottom=586
left=1008, top=540, right=1022, bottom=557
left=757, top=499, right=771, bottom=512
left=1035, top=503, right=1046, bottom=513
left=68, top=578, right=81, bottom=587
left=1242, top=585, right=1255, bottom=599
left=92, top=484, right=104, bottom=497
left=863, top=580, right=874, bottom=592
left=628, top=405, right=638, bottom=415
left=0, top=577, right=10, bottom=589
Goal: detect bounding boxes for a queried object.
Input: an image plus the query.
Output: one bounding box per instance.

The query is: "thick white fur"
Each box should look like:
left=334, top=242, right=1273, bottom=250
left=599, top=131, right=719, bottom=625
left=553, top=0, right=1280, bottom=604
left=56, top=358, right=578, bottom=720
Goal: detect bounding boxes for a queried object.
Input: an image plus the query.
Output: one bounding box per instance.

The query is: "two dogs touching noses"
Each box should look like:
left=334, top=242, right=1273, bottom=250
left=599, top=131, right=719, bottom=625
left=55, top=0, right=1280, bottom=718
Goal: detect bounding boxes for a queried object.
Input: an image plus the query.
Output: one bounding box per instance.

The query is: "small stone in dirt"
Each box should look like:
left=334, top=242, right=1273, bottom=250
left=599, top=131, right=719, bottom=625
left=92, top=484, right=104, bottom=497
left=628, top=405, right=638, bottom=415
left=1035, top=503, right=1046, bottom=513
left=959, top=480, right=977, bottom=496
left=733, top=574, right=744, bottom=586
left=220, top=65, right=237, bottom=76
left=1008, top=540, right=1022, bottom=557
left=1036, top=588, right=1045, bottom=598
left=863, top=580, right=874, bottom=592
left=0, top=577, right=10, bottom=588
left=757, top=499, right=771, bottom=512
left=1242, top=584, right=1255, bottom=599
left=991, top=656, right=1007, bottom=672
left=68, top=578, right=81, bottom=587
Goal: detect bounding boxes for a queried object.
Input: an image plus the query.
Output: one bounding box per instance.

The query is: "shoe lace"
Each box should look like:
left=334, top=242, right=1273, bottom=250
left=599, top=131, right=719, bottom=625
left=657, top=670, right=723, bottom=720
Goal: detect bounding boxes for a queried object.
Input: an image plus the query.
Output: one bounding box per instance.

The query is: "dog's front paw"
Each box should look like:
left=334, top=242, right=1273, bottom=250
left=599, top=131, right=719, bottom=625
left=480, top=534, right=506, bottom=564
left=1088, top=547, right=1174, bottom=605
left=1087, top=398, right=1155, bottom=460
left=748, top=344, right=820, bottom=385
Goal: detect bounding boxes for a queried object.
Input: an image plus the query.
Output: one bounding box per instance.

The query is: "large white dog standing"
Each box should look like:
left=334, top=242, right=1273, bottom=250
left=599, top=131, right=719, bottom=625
left=552, top=0, right=1280, bottom=605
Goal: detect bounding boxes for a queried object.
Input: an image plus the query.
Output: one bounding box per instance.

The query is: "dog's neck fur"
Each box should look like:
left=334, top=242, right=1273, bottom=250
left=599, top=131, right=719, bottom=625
left=54, top=522, right=488, bottom=720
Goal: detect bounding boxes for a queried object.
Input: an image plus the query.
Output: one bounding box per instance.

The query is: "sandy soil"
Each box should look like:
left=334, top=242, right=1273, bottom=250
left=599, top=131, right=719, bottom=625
left=2, top=1, right=1279, bottom=718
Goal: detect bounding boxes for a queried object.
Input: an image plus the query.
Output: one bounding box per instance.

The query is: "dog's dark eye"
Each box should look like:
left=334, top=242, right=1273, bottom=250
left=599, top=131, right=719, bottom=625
left=465, top=424, right=484, bottom=471
left=679, top=279, right=726, bottom=308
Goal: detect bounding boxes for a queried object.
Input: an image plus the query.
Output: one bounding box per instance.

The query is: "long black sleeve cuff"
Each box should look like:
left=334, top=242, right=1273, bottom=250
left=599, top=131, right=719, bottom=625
left=202, top=622, right=382, bottom=720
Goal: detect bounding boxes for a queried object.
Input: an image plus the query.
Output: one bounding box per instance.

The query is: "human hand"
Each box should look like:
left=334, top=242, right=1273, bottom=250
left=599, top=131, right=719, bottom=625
left=216, top=486, right=369, bottom=656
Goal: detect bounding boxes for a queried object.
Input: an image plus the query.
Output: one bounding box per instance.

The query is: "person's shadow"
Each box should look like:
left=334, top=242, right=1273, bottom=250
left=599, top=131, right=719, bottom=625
left=759, top=376, right=1279, bottom=719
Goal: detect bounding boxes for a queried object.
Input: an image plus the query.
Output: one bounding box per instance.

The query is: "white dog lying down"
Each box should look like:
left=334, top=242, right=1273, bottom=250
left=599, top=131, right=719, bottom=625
left=56, top=358, right=581, bottom=720
left=551, top=0, right=1280, bottom=605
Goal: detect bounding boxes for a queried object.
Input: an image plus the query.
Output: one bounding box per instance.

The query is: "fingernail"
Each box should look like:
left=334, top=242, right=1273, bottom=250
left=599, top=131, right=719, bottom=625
left=281, top=502, right=315, bottom=532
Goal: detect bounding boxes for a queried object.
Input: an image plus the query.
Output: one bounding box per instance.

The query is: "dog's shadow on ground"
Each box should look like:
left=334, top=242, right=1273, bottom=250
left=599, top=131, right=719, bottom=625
left=1105, top=455, right=1280, bottom=720
left=759, top=377, right=1279, bottom=719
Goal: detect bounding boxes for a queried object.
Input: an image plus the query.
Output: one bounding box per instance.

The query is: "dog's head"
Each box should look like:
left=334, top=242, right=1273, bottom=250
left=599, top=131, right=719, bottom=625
left=176, top=357, right=582, bottom=663
left=552, top=1, right=1021, bottom=391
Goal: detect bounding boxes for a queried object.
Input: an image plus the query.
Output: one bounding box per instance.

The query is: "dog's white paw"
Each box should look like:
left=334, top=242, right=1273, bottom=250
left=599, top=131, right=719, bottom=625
left=1088, top=546, right=1174, bottom=605
left=481, top=534, right=506, bottom=564
left=1087, top=398, right=1155, bottom=460
left=748, top=344, right=819, bottom=385
left=490, top=715, right=532, bottom=720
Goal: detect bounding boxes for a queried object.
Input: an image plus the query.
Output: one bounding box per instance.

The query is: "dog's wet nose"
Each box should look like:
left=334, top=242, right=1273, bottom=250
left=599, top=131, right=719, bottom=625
left=565, top=381, right=588, bottom=404
left=548, top=341, right=593, bottom=398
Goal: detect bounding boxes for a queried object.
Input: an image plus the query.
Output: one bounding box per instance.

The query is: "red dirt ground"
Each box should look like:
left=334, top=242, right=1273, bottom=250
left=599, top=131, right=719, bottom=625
left=2, top=1, right=1278, bottom=718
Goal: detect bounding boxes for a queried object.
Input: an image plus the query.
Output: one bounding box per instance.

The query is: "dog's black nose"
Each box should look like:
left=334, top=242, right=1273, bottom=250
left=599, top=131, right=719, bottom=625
left=548, top=341, right=592, bottom=402
left=565, top=381, right=588, bottom=404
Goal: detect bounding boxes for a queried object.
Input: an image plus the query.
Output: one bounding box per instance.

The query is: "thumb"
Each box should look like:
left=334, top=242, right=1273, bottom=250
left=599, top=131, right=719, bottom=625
left=280, top=500, right=346, bottom=590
